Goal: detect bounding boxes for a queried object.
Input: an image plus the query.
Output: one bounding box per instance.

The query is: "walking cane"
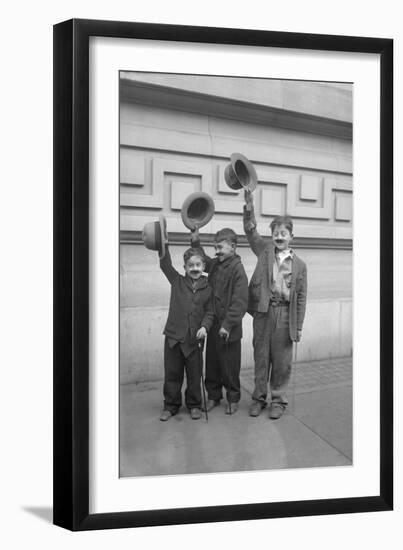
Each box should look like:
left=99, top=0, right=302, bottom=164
left=198, top=340, right=208, bottom=422
left=224, top=335, right=232, bottom=415
left=291, top=340, right=298, bottom=413
left=267, top=363, right=273, bottom=402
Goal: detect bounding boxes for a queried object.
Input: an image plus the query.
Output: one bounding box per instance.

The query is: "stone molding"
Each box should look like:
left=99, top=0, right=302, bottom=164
left=120, top=231, right=353, bottom=250
left=120, top=79, right=352, bottom=140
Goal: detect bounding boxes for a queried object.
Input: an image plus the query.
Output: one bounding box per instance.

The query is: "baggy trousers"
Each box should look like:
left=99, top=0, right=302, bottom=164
left=205, top=326, right=241, bottom=404
left=163, top=337, right=202, bottom=413
left=252, top=305, right=293, bottom=406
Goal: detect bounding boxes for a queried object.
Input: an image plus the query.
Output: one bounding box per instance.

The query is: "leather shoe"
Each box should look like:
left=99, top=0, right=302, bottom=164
left=159, top=409, right=173, bottom=421
left=190, top=408, right=202, bottom=420
left=225, top=402, right=239, bottom=415
left=249, top=401, right=266, bottom=417
left=269, top=402, right=286, bottom=420
left=203, top=399, right=220, bottom=412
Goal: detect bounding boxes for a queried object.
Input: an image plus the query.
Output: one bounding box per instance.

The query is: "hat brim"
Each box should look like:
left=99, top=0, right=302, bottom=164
left=157, top=215, right=168, bottom=259
left=229, top=153, right=258, bottom=192
left=180, top=192, right=215, bottom=230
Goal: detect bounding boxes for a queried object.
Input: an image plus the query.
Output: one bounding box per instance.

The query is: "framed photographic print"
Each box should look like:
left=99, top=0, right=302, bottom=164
left=53, top=19, right=393, bottom=530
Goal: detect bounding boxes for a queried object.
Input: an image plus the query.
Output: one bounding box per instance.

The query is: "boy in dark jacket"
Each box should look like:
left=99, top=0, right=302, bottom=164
left=191, top=228, right=248, bottom=415
left=243, top=190, right=307, bottom=419
left=159, top=245, right=214, bottom=421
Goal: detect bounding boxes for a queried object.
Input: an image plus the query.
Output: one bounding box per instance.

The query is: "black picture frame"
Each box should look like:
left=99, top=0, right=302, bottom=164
left=53, top=18, right=393, bottom=531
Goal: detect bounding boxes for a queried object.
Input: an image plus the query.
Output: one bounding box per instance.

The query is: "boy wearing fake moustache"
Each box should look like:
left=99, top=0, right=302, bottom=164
left=243, top=190, right=308, bottom=419
left=155, top=226, right=214, bottom=421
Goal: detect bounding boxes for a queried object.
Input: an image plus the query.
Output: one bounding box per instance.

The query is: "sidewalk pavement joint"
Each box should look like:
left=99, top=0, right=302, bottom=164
left=120, top=356, right=352, bottom=477
left=240, top=356, right=352, bottom=397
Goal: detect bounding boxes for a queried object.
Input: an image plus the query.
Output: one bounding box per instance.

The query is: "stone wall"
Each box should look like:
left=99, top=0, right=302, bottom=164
left=119, top=75, right=353, bottom=385
left=120, top=244, right=352, bottom=384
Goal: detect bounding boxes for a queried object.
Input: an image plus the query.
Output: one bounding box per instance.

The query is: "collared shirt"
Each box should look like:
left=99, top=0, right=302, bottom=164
left=270, top=248, right=294, bottom=302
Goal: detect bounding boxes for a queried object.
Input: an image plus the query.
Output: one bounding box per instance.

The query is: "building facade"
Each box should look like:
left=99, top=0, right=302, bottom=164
left=120, top=73, right=353, bottom=384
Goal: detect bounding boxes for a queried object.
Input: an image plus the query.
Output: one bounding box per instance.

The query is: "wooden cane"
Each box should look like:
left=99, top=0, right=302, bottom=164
left=198, top=340, right=208, bottom=422
left=291, top=340, right=298, bottom=413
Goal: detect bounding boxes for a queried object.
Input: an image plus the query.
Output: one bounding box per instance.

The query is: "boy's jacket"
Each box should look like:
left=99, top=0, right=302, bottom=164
left=243, top=206, right=307, bottom=342
left=160, top=248, right=214, bottom=345
left=207, top=254, right=249, bottom=341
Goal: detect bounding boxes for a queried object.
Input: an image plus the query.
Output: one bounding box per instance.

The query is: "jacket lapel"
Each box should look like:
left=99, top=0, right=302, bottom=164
left=184, top=276, right=208, bottom=293
left=196, top=276, right=208, bottom=290
left=290, top=253, right=300, bottom=294
left=267, top=244, right=275, bottom=285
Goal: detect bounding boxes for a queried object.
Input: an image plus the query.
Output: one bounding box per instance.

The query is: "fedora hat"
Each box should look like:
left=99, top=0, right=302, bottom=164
left=142, top=214, right=168, bottom=259
left=224, top=153, right=258, bottom=192
left=181, top=191, right=215, bottom=231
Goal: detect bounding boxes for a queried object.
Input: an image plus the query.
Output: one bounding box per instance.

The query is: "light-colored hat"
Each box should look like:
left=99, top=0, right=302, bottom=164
left=224, top=153, right=258, bottom=192
left=181, top=192, right=215, bottom=231
left=142, top=215, right=168, bottom=259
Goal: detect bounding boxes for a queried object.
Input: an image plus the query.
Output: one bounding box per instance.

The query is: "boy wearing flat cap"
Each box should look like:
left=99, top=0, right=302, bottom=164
left=243, top=191, right=307, bottom=420
left=191, top=227, right=248, bottom=415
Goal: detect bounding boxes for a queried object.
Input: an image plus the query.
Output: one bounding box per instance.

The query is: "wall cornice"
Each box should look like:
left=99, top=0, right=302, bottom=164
left=120, top=231, right=352, bottom=250
left=120, top=79, right=352, bottom=140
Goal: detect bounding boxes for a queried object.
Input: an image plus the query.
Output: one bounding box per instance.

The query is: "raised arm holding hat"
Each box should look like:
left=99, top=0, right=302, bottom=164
left=243, top=192, right=307, bottom=420
left=142, top=219, right=214, bottom=422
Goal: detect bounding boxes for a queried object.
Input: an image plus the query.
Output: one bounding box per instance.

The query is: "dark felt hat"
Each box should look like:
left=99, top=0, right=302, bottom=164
left=142, top=214, right=168, bottom=259
left=224, top=153, right=258, bottom=192
left=181, top=191, right=215, bottom=231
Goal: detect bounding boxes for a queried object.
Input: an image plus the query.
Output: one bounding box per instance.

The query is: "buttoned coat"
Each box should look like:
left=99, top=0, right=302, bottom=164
left=190, top=236, right=249, bottom=342
left=160, top=247, right=214, bottom=345
left=206, top=254, right=249, bottom=342
left=244, top=210, right=307, bottom=342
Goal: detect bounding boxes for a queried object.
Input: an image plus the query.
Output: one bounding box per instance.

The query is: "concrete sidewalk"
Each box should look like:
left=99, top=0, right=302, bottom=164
left=120, top=357, right=352, bottom=478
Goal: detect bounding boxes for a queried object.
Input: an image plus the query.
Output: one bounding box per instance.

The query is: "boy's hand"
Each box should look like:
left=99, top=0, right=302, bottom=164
left=244, top=218, right=256, bottom=232
left=296, top=330, right=302, bottom=342
left=219, top=327, right=230, bottom=341
left=196, top=326, right=207, bottom=340
left=190, top=227, right=200, bottom=245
